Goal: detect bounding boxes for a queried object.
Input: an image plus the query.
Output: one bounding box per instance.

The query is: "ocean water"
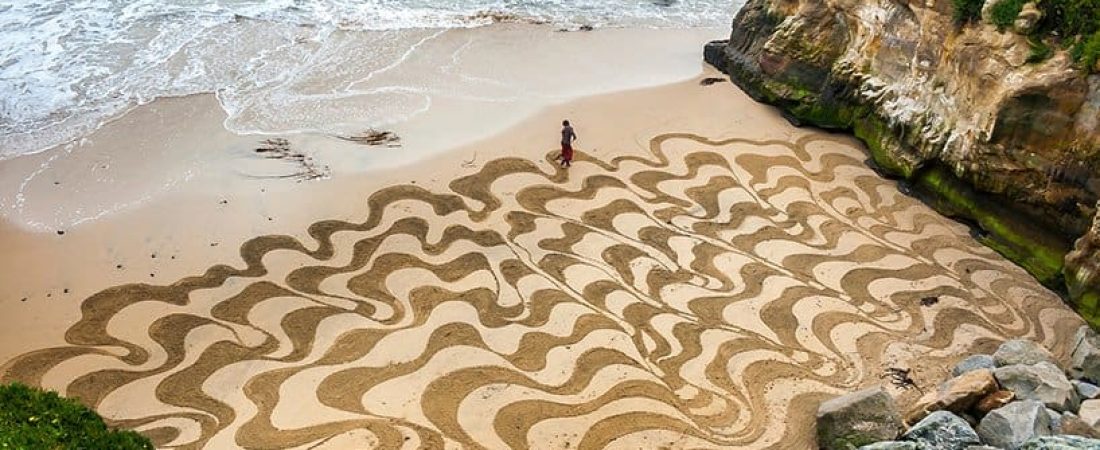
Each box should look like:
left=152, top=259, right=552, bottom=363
left=0, top=0, right=738, bottom=160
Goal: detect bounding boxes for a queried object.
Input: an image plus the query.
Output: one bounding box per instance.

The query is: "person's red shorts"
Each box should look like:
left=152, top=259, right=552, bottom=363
left=561, top=143, right=574, bottom=161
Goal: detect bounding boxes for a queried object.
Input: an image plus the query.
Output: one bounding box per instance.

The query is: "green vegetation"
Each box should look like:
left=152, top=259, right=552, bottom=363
left=0, top=383, right=152, bottom=450
left=990, top=0, right=1027, bottom=29
left=1070, top=272, right=1100, bottom=329
left=950, top=0, right=1100, bottom=71
left=952, top=0, right=984, bottom=23
left=1039, top=0, right=1100, bottom=70
left=1038, top=0, right=1100, bottom=37
left=1072, top=31, right=1100, bottom=71
left=1027, top=37, right=1054, bottom=63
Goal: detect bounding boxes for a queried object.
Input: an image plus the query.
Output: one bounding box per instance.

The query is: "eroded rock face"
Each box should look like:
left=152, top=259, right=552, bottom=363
left=705, top=0, right=1100, bottom=322
left=1067, top=204, right=1100, bottom=326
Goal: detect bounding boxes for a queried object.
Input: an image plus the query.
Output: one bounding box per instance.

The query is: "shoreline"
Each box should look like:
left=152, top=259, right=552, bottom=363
left=1, top=24, right=723, bottom=163
left=0, top=24, right=723, bottom=236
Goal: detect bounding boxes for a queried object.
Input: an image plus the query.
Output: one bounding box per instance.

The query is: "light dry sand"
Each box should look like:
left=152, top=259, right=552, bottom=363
left=0, top=69, right=1086, bottom=449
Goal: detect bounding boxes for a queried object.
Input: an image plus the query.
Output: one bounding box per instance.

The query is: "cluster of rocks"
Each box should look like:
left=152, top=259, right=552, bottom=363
left=817, top=326, right=1100, bottom=449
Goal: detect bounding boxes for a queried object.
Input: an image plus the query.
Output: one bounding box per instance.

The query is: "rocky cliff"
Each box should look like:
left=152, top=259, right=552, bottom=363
left=705, top=0, right=1100, bottom=326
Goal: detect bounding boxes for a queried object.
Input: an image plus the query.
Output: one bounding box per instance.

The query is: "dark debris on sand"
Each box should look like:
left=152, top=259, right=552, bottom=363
left=919, top=296, right=940, bottom=307
left=254, top=138, right=330, bottom=181
left=700, top=77, right=727, bottom=86
left=337, top=130, right=402, bottom=147
left=882, top=367, right=920, bottom=391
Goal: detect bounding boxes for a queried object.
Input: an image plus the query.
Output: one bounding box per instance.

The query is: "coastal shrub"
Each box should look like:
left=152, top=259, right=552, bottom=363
left=1036, top=0, right=1100, bottom=37
left=990, top=0, right=1027, bottom=29
left=1025, top=0, right=1100, bottom=71
left=952, top=0, right=984, bottom=23
left=1072, top=31, right=1100, bottom=71
left=1027, top=37, right=1054, bottom=63
left=0, top=383, right=152, bottom=449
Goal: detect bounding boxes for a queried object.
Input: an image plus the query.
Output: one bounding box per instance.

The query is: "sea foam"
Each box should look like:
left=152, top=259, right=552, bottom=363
left=0, top=0, right=740, bottom=159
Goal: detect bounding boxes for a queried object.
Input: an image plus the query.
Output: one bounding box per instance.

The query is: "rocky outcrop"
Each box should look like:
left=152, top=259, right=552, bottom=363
left=705, top=0, right=1100, bottom=325
left=1067, top=204, right=1100, bottom=324
left=825, top=335, right=1100, bottom=448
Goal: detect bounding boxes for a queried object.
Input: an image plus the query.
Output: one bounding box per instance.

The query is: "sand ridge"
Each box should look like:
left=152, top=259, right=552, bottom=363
left=0, top=130, right=1084, bottom=448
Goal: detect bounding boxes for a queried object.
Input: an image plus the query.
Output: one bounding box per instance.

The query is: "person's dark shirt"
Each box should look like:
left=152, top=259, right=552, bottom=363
left=561, top=125, right=576, bottom=145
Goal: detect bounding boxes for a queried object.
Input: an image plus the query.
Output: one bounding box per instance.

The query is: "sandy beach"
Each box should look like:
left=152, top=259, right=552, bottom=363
left=0, top=24, right=1086, bottom=449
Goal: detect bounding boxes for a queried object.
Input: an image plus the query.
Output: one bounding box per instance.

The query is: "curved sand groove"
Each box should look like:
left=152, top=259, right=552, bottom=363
left=1, top=133, right=1085, bottom=449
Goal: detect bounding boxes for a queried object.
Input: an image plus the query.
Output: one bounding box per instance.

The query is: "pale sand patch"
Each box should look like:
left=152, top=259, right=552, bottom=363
left=0, top=65, right=1087, bottom=449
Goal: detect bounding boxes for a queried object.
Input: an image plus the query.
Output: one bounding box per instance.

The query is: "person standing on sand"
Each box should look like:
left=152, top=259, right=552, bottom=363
left=560, top=120, right=577, bottom=168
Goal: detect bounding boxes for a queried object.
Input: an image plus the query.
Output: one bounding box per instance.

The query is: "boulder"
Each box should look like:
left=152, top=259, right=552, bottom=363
left=953, top=355, right=996, bottom=377
left=976, top=390, right=1015, bottom=414
left=902, top=411, right=981, bottom=450
left=1072, top=326, right=1100, bottom=384
left=1017, top=435, right=1100, bottom=449
left=857, top=442, right=922, bottom=450
left=1013, top=2, right=1042, bottom=34
left=976, top=400, right=1053, bottom=449
left=1048, top=408, right=1064, bottom=431
left=1058, top=412, right=1100, bottom=438
left=994, top=340, right=1060, bottom=368
left=907, top=369, right=999, bottom=425
left=994, top=363, right=1079, bottom=412
left=1080, top=399, right=1100, bottom=429
left=1075, top=381, right=1100, bottom=400
left=817, top=386, right=904, bottom=450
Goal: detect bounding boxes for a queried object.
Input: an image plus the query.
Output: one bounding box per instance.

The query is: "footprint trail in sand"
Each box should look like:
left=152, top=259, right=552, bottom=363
left=0, top=133, right=1082, bottom=448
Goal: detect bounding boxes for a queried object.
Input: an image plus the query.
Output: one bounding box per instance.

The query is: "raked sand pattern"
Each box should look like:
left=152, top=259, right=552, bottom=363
left=0, top=133, right=1084, bottom=449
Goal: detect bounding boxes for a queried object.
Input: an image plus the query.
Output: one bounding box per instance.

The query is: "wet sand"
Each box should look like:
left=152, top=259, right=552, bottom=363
left=0, top=55, right=1086, bottom=448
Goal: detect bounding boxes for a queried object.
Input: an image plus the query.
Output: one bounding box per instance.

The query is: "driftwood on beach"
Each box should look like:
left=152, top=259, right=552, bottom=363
left=253, top=138, right=330, bottom=181
left=337, top=130, right=401, bottom=147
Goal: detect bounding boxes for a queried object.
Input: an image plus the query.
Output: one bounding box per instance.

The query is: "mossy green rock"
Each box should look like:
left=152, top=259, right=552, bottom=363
left=1067, top=203, right=1100, bottom=329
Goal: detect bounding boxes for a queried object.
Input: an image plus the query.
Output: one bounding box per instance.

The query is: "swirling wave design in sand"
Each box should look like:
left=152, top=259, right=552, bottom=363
left=1, top=133, right=1082, bottom=449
